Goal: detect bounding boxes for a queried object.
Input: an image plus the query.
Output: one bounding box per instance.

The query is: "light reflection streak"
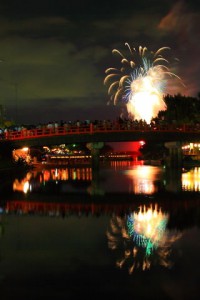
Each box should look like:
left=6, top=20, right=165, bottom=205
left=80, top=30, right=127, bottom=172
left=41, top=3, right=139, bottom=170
left=12, top=167, right=93, bottom=193
left=13, top=172, right=32, bottom=193
left=182, top=167, right=200, bottom=192
left=11, top=165, right=200, bottom=194
left=124, top=165, right=165, bottom=194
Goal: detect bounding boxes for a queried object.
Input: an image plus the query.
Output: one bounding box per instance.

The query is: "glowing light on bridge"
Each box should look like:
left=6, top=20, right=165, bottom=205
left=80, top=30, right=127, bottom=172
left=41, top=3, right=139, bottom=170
left=104, top=43, right=183, bottom=123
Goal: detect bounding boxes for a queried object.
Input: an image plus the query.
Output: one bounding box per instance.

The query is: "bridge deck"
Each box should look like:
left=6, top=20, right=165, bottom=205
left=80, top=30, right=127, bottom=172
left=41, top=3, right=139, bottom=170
left=2, top=123, right=200, bottom=146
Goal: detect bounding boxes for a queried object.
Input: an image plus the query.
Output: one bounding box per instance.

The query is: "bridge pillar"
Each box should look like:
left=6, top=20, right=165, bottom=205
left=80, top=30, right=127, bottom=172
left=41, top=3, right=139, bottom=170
left=86, top=142, right=104, bottom=170
left=164, top=141, right=182, bottom=168
left=164, top=168, right=182, bottom=192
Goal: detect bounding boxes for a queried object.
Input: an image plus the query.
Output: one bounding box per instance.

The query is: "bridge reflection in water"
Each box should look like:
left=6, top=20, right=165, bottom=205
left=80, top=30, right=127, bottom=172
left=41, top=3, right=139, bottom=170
left=1, top=163, right=199, bottom=280
left=3, top=167, right=200, bottom=276
left=3, top=163, right=199, bottom=217
left=12, top=163, right=200, bottom=195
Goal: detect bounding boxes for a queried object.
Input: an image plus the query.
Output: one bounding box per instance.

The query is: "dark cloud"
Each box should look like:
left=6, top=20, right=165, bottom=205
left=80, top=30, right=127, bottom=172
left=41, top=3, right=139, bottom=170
left=0, top=0, right=199, bottom=124
left=158, top=1, right=200, bottom=95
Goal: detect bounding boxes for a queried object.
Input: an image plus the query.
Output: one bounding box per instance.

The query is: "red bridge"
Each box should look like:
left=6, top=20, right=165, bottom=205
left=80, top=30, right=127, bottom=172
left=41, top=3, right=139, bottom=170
left=3, top=122, right=200, bottom=147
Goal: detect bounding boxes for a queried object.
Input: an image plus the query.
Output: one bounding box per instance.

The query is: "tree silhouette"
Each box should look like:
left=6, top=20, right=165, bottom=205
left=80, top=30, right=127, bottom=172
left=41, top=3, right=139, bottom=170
left=161, top=94, right=200, bottom=125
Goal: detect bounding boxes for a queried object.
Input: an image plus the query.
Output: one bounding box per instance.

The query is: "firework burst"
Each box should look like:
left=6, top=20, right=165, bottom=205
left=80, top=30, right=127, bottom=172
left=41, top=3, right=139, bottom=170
left=104, top=43, right=183, bottom=123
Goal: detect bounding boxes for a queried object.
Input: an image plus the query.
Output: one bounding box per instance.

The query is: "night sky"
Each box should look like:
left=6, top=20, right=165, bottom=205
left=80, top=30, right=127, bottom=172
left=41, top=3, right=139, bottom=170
left=0, top=0, right=199, bottom=125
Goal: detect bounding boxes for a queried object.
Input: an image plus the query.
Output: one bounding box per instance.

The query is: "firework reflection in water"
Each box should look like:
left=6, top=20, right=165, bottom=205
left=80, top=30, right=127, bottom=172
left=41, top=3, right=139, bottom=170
left=107, top=204, right=182, bottom=274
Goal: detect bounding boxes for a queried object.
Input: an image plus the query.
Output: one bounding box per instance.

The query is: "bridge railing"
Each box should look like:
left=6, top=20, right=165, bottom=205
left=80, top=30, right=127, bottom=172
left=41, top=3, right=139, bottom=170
left=4, top=123, right=200, bottom=140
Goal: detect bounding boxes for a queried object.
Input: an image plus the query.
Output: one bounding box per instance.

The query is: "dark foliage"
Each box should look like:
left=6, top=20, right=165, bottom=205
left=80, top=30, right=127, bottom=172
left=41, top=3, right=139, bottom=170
left=161, top=93, right=200, bottom=125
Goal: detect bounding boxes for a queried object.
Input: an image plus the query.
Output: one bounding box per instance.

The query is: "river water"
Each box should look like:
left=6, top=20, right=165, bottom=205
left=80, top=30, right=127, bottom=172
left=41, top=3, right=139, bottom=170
left=0, top=161, right=200, bottom=300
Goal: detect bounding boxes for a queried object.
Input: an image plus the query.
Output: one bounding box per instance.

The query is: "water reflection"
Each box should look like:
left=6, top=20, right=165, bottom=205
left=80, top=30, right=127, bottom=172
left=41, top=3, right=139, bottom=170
left=1, top=165, right=200, bottom=294
left=13, top=172, right=32, bottom=193
left=12, top=167, right=93, bottom=194
left=0, top=211, right=4, bottom=238
left=124, top=165, right=165, bottom=194
left=1, top=162, right=200, bottom=300
left=182, top=167, right=200, bottom=192
left=12, top=164, right=200, bottom=195
left=107, top=204, right=182, bottom=274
